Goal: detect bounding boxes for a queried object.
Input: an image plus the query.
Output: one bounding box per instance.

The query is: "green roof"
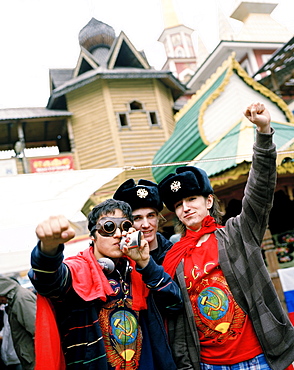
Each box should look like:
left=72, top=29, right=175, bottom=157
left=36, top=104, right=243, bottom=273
left=191, top=121, right=294, bottom=177
left=192, top=121, right=243, bottom=176
left=152, top=68, right=228, bottom=182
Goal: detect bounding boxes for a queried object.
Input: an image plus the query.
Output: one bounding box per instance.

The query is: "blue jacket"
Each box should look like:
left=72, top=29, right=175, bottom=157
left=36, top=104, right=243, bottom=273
left=150, top=232, right=173, bottom=265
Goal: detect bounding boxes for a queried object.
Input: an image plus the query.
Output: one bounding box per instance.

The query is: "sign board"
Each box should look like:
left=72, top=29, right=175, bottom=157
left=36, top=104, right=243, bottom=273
left=29, top=155, right=74, bottom=173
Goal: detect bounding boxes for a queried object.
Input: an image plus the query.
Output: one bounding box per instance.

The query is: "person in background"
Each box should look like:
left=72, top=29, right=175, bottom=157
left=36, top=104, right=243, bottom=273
left=0, top=277, right=36, bottom=370
left=0, top=303, right=6, bottom=370
left=29, top=198, right=182, bottom=369
left=0, top=307, right=22, bottom=370
left=113, top=179, right=172, bottom=264
left=158, top=102, right=294, bottom=370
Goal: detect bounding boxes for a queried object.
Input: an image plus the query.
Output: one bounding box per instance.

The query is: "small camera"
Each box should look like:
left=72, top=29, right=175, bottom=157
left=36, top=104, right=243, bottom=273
left=120, top=231, right=142, bottom=250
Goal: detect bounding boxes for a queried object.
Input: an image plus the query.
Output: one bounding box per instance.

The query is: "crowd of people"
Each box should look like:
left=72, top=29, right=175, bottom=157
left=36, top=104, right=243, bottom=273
left=1, top=102, right=293, bottom=369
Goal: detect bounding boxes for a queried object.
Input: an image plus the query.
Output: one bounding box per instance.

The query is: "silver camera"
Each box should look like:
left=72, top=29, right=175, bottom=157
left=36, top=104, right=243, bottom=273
left=120, top=230, right=142, bottom=250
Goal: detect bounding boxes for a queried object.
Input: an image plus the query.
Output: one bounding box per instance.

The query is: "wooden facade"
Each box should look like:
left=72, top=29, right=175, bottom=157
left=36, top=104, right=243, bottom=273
left=64, top=75, right=177, bottom=207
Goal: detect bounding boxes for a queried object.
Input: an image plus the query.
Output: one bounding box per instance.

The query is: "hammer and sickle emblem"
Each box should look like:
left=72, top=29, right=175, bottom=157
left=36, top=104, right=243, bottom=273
left=200, top=289, right=225, bottom=316
left=114, top=316, right=134, bottom=339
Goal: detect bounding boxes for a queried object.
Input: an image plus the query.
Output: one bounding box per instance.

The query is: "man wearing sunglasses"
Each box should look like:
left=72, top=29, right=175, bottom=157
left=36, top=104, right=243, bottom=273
left=29, top=198, right=182, bottom=370
left=113, top=179, right=173, bottom=265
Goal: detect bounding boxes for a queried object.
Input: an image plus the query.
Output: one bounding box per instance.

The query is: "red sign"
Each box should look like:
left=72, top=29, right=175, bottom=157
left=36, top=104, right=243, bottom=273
left=29, top=156, right=74, bottom=173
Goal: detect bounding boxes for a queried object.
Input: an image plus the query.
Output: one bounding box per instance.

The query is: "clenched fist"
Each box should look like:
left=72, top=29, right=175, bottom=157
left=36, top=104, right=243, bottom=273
left=36, top=215, right=75, bottom=255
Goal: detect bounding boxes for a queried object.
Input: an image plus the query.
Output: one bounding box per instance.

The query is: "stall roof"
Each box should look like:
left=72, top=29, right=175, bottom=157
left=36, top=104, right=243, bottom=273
left=0, top=107, right=72, bottom=121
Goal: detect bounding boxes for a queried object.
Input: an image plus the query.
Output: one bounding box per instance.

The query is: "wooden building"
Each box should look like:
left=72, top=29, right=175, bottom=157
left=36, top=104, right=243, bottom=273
left=0, top=18, right=186, bottom=213
left=52, top=18, right=186, bottom=208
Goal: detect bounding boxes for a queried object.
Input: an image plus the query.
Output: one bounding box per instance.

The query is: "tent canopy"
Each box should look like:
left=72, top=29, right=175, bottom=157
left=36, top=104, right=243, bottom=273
left=0, top=167, right=123, bottom=273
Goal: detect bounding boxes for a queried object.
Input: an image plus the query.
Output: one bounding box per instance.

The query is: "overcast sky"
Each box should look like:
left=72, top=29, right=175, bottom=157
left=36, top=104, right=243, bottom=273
left=0, top=0, right=293, bottom=109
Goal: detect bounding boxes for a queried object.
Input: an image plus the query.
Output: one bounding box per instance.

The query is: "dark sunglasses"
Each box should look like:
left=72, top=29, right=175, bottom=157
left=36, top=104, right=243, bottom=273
left=91, top=217, right=133, bottom=237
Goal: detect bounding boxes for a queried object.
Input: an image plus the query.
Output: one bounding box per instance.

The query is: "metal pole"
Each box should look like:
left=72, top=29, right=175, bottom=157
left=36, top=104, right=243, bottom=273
left=16, top=123, right=29, bottom=174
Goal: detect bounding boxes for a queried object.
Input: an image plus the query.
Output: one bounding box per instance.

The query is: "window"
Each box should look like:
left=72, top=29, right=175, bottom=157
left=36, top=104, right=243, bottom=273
left=117, top=113, right=130, bottom=128
left=148, top=111, right=159, bottom=126
left=129, top=100, right=143, bottom=110
left=171, top=34, right=181, bottom=46
left=175, top=47, right=184, bottom=57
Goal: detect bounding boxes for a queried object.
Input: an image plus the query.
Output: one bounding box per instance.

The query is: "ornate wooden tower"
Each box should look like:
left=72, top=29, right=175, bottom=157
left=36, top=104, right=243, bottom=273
left=48, top=18, right=186, bottom=207
left=158, top=0, right=197, bottom=84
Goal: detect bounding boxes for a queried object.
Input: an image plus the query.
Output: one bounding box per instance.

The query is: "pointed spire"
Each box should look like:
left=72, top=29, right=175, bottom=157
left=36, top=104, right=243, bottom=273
left=161, top=0, right=180, bottom=28
left=218, top=7, right=236, bottom=41
left=158, top=0, right=197, bottom=83
left=196, top=36, right=209, bottom=67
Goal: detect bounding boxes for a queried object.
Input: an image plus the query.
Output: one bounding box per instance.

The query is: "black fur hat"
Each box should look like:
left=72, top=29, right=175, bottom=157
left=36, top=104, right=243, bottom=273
left=158, top=166, right=213, bottom=211
left=113, top=179, right=163, bottom=212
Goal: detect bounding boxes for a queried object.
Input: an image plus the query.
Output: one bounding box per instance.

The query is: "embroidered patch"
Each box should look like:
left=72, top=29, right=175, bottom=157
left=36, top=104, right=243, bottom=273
left=170, top=181, right=181, bottom=192
left=99, top=299, right=142, bottom=370
left=137, top=188, right=148, bottom=198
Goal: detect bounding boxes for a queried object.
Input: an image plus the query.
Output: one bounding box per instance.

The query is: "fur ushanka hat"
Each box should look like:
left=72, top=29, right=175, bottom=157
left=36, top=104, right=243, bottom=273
left=113, top=179, right=163, bottom=212
left=158, top=166, right=213, bottom=211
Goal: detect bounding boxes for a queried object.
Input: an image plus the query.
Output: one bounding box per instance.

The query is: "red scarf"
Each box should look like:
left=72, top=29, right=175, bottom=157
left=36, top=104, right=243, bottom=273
left=163, top=215, right=223, bottom=278
left=35, top=295, right=66, bottom=370
left=64, top=246, right=149, bottom=310
left=35, top=247, right=149, bottom=370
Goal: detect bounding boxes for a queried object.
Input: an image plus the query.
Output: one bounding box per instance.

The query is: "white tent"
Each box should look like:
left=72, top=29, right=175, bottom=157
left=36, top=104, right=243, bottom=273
left=0, top=167, right=124, bottom=273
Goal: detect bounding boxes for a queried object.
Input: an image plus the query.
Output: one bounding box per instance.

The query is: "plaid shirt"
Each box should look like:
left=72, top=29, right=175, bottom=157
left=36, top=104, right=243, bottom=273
left=168, top=129, right=294, bottom=370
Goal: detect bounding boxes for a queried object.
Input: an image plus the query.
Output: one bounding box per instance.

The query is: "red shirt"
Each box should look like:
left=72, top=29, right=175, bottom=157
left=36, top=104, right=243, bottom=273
left=184, top=234, right=263, bottom=365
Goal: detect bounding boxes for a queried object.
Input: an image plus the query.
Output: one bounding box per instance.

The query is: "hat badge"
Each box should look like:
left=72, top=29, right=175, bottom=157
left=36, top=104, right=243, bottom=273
left=170, top=181, right=181, bottom=192
left=137, top=188, right=148, bottom=198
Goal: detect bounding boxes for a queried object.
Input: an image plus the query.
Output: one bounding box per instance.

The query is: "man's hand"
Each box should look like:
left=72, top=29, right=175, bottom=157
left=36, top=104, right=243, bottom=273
left=243, top=102, right=271, bottom=133
left=36, top=215, right=75, bottom=255
left=121, top=231, right=150, bottom=268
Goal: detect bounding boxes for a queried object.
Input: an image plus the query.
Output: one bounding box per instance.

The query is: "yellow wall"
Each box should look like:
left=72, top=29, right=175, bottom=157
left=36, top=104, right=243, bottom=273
left=67, top=80, right=119, bottom=170
left=66, top=77, right=175, bottom=205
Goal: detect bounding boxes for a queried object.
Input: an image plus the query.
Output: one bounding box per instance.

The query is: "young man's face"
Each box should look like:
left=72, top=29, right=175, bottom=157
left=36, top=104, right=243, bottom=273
left=132, top=207, right=158, bottom=248
left=174, top=194, right=213, bottom=231
left=92, top=209, right=130, bottom=260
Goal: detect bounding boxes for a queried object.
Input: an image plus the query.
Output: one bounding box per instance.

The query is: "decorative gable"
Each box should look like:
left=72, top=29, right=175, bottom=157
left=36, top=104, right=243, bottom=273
left=73, top=47, right=100, bottom=78
left=107, top=31, right=150, bottom=70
